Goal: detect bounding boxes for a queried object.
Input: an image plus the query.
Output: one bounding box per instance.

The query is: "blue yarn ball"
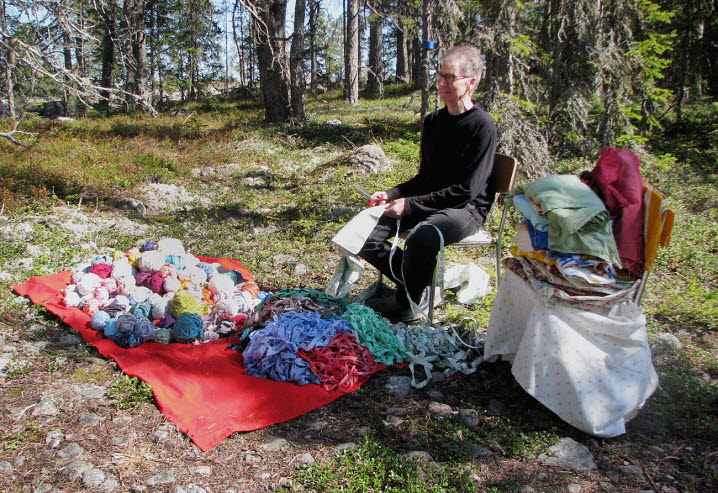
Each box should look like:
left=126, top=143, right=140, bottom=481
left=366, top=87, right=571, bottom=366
left=226, top=269, right=246, bottom=285
left=104, top=318, right=119, bottom=339
left=154, top=327, right=171, bottom=345
left=116, top=313, right=138, bottom=333
left=131, top=301, right=153, bottom=319
left=165, top=254, right=183, bottom=270
left=141, top=241, right=158, bottom=252
left=171, top=312, right=204, bottom=344
left=91, top=254, right=113, bottom=267
left=115, top=328, right=143, bottom=349
left=196, top=262, right=214, bottom=281
left=90, top=311, right=111, bottom=331
left=134, top=317, right=156, bottom=342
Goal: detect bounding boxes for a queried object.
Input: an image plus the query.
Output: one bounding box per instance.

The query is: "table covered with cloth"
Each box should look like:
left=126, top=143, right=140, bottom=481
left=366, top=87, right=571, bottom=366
left=484, top=268, right=657, bottom=437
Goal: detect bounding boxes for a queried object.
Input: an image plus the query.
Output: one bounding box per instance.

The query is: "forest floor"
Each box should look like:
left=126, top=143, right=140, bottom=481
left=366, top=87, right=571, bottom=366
left=0, top=93, right=716, bottom=492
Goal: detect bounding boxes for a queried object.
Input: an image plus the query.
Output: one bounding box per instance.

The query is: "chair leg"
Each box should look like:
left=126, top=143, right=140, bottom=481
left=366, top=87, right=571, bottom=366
left=495, top=241, right=501, bottom=290
left=377, top=271, right=383, bottom=297
left=428, top=271, right=436, bottom=322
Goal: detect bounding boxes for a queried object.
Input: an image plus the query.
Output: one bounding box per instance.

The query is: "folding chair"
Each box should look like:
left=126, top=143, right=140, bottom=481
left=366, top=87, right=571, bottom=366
left=378, top=153, right=520, bottom=320
left=634, top=186, right=674, bottom=304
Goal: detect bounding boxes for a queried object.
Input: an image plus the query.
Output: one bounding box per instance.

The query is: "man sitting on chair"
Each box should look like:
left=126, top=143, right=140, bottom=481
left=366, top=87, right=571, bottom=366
left=360, top=45, right=498, bottom=323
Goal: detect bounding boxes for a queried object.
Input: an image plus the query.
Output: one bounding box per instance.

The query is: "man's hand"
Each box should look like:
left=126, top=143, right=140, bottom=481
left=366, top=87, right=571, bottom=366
left=384, top=198, right=406, bottom=218
left=367, top=191, right=389, bottom=207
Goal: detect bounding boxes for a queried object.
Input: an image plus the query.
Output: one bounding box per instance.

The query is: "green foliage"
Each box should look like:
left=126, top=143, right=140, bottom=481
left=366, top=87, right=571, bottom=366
left=1, top=424, right=43, bottom=451
left=108, top=376, right=154, bottom=411
left=287, top=435, right=478, bottom=493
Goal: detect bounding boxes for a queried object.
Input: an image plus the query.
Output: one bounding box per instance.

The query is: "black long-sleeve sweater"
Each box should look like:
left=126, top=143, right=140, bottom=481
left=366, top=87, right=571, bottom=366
left=387, top=103, right=498, bottom=222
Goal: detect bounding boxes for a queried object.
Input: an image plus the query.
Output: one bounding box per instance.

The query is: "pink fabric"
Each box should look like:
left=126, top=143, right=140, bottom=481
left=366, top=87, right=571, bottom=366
left=580, top=148, right=644, bottom=276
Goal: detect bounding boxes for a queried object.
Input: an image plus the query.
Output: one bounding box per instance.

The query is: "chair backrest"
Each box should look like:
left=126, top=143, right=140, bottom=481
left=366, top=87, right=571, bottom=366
left=492, top=153, right=519, bottom=195
left=634, top=186, right=674, bottom=304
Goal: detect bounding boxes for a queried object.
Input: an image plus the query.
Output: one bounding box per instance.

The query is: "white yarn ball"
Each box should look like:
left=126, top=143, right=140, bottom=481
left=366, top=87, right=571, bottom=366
left=208, top=273, right=235, bottom=297
left=75, top=273, right=102, bottom=297
left=157, top=238, right=185, bottom=256
left=138, top=250, right=165, bottom=273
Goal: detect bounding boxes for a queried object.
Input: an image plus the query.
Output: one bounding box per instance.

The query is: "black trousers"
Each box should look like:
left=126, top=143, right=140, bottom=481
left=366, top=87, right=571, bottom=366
left=358, top=206, right=483, bottom=307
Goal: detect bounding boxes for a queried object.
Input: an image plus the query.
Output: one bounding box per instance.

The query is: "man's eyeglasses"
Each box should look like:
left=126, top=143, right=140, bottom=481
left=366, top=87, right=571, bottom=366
left=436, top=73, right=471, bottom=84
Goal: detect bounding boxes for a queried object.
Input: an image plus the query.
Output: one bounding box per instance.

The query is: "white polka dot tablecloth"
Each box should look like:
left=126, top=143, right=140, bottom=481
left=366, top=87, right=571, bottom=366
left=485, top=269, right=658, bottom=437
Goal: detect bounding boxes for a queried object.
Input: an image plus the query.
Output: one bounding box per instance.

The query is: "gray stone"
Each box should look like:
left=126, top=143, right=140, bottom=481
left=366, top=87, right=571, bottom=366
left=295, top=453, right=315, bottom=465
left=0, top=460, right=12, bottom=473
left=348, top=145, right=392, bottom=173
left=456, top=409, right=479, bottom=428
left=56, top=442, right=84, bottom=461
left=567, top=484, right=582, bottom=493
left=62, top=460, right=94, bottom=481
left=386, top=407, right=410, bottom=417
left=172, top=485, right=208, bottom=493
left=357, top=426, right=372, bottom=435
left=428, top=402, right=453, bottom=416
left=33, top=484, right=56, bottom=493
left=330, top=206, right=355, bottom=221
left=294, top=263, right=308, bottom=276
left=258, top=472, right=272, bottom=480
left=426, top=390, right=444, bottom=401
left=100, top=476, right=120, bottom=493
left=82, top=468, right=106, bottom=489
left=384, top=416, right=404, bottom=427
left=457, top=444, right=491, bottom=459
left=244, top=454, right=261, bottom=463
left=404, top=451, right=433, bottom=462
left=519, top=487, right=535, bottom=493
left=193, top=466, right=211, bottom=476
left=110, top=432, right=136, bottom=448
left=539, top=438, right=596, bottom=471
left=32, top=399, right=59, bottom=416
left=307, top=420, right=327, bottom=431
left=335, top=442, right=357, bottom=452
left=154, top=424, right=174, bottom=441
left=617, top=464, right=644, bottom=477
left=59, top=334, right=83, bottom=346
left=655, top=333, right=682, bottom=349
left=258, top=437, right=290, bottom=452
left=385, top=376, right=412, bottom=396
left=146, top=471, right=175, bottom=486
left=72, top=384, right=106, bottom=399
left=78, top=412, right=102, bottom=427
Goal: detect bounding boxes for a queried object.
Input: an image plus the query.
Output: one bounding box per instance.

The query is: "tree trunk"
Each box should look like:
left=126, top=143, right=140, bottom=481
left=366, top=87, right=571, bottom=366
left=98, top=9, right=116, bottom=112
left=420, top=0, right=432, bottom=116
left=289, top=0, right=307, bottom=122
left=254, top=0, right=293, bottom=122
left=308, top=0, right=320, bottom=92
left=124, top=0, right=151, bottom=112
left=395, top=22, right=408, bottom=83
left=344, top=0, right=359, bottom=104
left=366, top=14, right=383, bottom=95
left=411, top=37, right=422, bottom=90
left=1, top=0, right=15, bottom=118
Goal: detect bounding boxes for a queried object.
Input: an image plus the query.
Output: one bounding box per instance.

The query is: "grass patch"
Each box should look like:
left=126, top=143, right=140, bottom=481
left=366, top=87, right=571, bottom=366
left=107, top=375, right=154, bottom=411
left=286, top=435, right=478, bottom=493
left=1, top=424, right=43, bottom=451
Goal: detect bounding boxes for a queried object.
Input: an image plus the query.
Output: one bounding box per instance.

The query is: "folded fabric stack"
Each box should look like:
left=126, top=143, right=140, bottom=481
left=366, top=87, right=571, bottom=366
left=506, top=174, right=638, bottom=309
left=63, top=238, right=260, bottom=348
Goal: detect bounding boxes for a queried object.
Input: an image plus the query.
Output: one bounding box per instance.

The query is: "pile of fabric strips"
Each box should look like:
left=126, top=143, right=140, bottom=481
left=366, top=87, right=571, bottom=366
left=505, top=148, right=645, bottom=309
left=63, top=238, right=260, bottom=348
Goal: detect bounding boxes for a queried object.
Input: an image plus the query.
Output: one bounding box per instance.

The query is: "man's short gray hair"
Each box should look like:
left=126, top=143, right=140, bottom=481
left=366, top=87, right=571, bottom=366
left=444, top=45, right=485, bottom=80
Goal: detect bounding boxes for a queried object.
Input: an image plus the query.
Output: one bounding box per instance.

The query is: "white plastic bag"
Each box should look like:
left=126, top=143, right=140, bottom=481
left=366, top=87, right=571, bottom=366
left=443, top=263, right=490, bottom=304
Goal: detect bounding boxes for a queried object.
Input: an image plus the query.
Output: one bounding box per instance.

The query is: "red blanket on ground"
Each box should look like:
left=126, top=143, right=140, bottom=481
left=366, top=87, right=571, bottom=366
left=13, top=256, right=375, bottom=451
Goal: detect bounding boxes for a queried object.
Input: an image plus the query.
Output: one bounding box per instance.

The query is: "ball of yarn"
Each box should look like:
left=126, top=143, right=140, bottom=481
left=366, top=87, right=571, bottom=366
left=201, top=330, right=219, bottom=343
left=82, top=299, right=101, bottom=317
left=225, top=269, right=246, bottom=285
left=104, top=318, right=119, bottom=339
left=157, top=238, right=185, bottom=256
left=154, top=327, right=171, bottom=344
left=93, top=286, right=110, bottom=306
left=138, top=250, right=165, bottom=273
left=181, top=253, right=200, bottom=269
left=165, top=254, right=183, bottom=270
left=168, top=290, right=209, bottom=318
left=111, top=258, right=134, bottom=282
left=137, top=272, right=164, bottom=294
left=151, top=296, right=170, bottom=320
left=71, top=269, right=89, bottom=285
left=75, top=273, right=102, bottom=297
left=116, top=313, right=138, bottom=333
left=131, top=301, right=152, bottom=319
left=158, top=264, right=177, bottom=279
left=129, top=286, right=153, bottom=304
left=178, top=266, right=207, bottom=285
left=101, top=278, right=118, bottom=296
left=127, top=247, right=142, bottom=267
left=134, top=317, right=156, bottom=342
left=196, top=262, right=217, bottom=280
left=115, top=329, right=143, bottom=349
left=171, top=312, right=204, bottom=343
left=91, top=254, right=113, bottom=267
left=163, top=276, right=181, bottom=293
left=90, top=311, right=111, bottom=331
left=184, top=284, right=204, bottom=302
left=107, top=295, right=130, bottom=311
left=63, top=290, right=82, bottom=308
left=141, top=240, right=158, bottom=252
left=90, top=263, right=113, bottom=279
left=159, top=314, right=175, bottom=328
left=208, top=273, right=236, bottom=298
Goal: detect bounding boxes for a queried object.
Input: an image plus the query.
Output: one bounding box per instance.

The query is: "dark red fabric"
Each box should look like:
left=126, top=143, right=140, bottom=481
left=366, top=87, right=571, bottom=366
left=13, top=256, right=378, bottom=451
left=580, top=148, right=644, bottom=276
